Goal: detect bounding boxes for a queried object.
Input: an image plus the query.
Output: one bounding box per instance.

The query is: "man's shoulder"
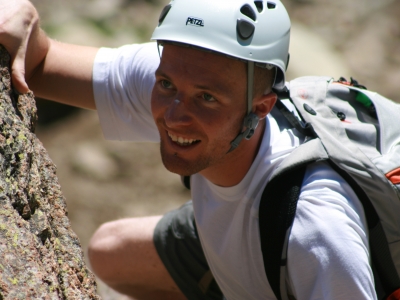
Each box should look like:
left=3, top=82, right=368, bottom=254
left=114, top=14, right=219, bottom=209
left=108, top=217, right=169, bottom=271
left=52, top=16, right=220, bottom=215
left=94, top=42, right=160, bottom=71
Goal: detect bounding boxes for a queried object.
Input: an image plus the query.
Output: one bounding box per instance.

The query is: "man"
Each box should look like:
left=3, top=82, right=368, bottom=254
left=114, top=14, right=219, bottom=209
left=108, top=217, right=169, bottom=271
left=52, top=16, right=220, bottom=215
left=1, top=0, right=377, bottom=299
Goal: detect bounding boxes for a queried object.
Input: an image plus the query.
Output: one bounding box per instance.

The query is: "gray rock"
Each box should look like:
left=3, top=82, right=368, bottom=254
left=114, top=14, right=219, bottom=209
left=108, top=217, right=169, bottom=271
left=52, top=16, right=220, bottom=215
left=0, top=46, right=100, bottom=299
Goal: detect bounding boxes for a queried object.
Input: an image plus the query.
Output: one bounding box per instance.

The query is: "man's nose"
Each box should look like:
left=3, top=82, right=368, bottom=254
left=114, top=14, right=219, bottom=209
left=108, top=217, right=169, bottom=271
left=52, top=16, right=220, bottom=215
left=164, top=99, right=192, bottom=127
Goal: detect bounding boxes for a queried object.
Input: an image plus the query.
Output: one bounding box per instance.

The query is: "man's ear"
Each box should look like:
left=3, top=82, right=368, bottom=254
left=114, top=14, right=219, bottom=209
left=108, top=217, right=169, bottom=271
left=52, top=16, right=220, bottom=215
left=253, top=92, right=277, bottom=119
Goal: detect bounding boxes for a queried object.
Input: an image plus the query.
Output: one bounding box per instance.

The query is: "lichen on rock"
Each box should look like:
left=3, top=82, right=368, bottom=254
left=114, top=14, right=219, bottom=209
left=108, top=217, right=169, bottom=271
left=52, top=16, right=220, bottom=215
left=0, top=45, right=100, bottom=299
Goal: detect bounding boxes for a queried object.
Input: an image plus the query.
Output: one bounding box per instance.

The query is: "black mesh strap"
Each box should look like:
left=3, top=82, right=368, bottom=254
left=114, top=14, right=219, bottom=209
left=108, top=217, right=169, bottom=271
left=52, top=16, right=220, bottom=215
left=259, top=166, right=307, bottom=300
left=274, top=99, right=315, bottom=138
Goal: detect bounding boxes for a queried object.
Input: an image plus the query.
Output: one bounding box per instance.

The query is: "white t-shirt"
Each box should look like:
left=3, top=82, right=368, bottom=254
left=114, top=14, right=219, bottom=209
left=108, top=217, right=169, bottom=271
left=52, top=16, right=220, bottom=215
left=92, top=42, right=377, bottom=300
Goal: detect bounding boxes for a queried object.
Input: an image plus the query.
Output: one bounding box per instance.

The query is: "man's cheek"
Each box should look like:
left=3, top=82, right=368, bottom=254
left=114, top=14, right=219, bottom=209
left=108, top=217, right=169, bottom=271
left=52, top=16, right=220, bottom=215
left=150, top=94, right=162, bottom=120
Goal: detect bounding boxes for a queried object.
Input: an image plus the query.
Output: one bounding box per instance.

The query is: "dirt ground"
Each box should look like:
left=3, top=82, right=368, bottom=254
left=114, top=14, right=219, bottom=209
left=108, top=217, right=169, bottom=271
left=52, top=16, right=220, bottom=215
left=30, top=0, right=400, bottom=298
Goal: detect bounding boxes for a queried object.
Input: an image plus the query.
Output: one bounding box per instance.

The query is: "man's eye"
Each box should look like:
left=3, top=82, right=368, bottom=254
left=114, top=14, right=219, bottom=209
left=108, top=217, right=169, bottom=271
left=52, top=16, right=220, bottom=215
left=161, top=80, right=172, bottom=89
left=202, top=93, right=216, bottom=102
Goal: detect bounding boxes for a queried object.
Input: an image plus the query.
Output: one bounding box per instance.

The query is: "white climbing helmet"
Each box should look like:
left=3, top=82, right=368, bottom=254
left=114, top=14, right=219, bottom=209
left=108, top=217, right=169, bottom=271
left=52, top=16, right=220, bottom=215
left=151, top=0, right=291, bottom=90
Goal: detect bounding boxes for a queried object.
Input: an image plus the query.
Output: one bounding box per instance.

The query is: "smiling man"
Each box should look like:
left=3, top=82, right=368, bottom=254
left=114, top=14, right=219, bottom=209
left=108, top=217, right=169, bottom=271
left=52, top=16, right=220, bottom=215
left=0, top=0, right=378, bottom=299
left=152, top=44, right=275, bottom=184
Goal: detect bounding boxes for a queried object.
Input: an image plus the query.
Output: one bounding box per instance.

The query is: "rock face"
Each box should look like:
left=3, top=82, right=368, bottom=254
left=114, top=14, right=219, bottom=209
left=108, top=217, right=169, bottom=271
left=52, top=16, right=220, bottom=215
left=0, top=46, right=100, bottom=299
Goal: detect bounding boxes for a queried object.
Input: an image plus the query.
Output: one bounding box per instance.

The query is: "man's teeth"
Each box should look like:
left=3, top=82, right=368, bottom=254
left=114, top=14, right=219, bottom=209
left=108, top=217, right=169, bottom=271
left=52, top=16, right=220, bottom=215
left=168, top=132, right=198, bottom=145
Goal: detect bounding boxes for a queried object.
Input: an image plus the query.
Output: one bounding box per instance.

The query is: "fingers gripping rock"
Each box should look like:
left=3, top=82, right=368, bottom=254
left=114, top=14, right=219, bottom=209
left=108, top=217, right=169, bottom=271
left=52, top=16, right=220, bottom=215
left=0, top=0, right=40, bottom=93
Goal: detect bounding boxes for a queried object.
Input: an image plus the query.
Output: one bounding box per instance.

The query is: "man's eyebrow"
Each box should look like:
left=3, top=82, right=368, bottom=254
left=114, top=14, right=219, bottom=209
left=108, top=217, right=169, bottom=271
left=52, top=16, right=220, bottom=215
left=154, top=69, right=226, bottom=95
left=154, top=69, right=170, bottom=79
left=194, top=84, right=213, bottom=91
left=194, top=84, right=226, bottom=95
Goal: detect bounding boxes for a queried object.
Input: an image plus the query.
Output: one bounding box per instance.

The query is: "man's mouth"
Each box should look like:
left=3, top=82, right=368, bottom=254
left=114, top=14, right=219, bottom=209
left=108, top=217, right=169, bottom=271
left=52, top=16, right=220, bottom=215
left=168, top=132, right=200, bottom=146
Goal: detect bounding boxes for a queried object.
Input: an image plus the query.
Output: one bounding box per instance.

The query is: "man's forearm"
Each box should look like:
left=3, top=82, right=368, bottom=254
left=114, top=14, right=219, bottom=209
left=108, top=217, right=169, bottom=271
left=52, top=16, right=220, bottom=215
left=27, top=38, right=99, bottom=110
left=0, top=0, right=99, bottom=110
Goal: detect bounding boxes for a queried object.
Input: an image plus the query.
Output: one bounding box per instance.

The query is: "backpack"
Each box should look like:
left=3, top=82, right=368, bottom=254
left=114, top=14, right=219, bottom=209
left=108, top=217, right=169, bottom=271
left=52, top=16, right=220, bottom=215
left=259, top=76, right=400, bottom=300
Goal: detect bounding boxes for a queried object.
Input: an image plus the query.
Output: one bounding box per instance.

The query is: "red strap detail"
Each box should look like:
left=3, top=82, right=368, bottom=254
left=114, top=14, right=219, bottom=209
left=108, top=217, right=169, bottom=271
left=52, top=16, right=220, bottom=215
left=334, top=81, right=352, bottom=86
left=386, top=168, right=400, bottom=185
left=387, top=288, right=400, bottom=300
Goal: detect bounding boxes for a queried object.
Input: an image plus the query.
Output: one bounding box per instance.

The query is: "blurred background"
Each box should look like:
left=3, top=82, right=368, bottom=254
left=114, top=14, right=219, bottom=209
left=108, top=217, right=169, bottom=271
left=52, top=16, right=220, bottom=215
left=30, top=0, right=400, bottom=298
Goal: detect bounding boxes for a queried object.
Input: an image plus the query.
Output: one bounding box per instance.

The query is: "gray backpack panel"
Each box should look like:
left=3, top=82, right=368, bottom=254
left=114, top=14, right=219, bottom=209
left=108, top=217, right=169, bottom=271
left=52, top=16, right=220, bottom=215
left=263, top=76, right=400, bottom=300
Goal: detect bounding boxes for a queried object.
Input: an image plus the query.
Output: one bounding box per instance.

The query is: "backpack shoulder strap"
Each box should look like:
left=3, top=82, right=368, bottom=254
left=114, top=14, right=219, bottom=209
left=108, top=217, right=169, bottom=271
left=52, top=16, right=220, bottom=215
left=259, top=164, right=306, bottom=300
left=259, top=136, right=329, bottom=300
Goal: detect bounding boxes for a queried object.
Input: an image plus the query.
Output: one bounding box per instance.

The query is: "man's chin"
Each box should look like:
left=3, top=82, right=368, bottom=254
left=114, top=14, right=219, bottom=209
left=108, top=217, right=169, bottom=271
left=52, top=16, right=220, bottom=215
left=162, top=159, right=198, bottom=177
left=166, top=167, right=193, bottom=177
left=160, top=151, right=205, bottom=177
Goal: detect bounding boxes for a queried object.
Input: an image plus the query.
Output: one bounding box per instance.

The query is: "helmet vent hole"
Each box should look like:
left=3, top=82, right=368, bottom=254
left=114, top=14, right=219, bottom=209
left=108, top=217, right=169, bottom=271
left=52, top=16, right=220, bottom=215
left=158, top=4, right=172, bottom=26
left=254, top=1, right=263, bottom=13
left=240, top=5, right=256, bottom=21
left=267, top=2, right=276, bottom=9
left=237, top=19, right=255, bottom=40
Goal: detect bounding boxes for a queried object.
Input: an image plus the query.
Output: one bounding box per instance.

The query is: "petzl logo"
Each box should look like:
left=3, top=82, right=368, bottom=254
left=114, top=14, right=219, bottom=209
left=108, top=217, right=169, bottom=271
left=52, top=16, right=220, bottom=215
left=186, top=17, right=204, bottom=27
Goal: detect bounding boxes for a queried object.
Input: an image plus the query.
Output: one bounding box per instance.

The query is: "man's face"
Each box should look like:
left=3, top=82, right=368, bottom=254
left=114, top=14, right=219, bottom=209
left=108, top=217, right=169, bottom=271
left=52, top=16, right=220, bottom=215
left=151, top=44, right=248, bottom=176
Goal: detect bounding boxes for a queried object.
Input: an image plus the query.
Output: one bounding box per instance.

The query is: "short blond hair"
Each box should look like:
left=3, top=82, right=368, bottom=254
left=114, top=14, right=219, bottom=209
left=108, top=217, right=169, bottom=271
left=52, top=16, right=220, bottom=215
left=254, top=66, right=276, bottom=97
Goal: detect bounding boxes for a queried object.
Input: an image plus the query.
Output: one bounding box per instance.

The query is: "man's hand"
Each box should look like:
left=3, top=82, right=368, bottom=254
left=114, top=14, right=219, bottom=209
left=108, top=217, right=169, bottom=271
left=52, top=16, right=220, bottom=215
left=0, top=0, right=49, bottom=94
left=0, top=0, right=97, bottom=109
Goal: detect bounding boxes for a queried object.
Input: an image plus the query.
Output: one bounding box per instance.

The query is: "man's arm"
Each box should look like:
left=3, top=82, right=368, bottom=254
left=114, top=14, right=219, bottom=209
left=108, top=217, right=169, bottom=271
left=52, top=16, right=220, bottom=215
left=288, top=161, right=376, bottom=299
left=27, top=39, right=98, bottom=110
left=0, top=0, right=98, bottom=110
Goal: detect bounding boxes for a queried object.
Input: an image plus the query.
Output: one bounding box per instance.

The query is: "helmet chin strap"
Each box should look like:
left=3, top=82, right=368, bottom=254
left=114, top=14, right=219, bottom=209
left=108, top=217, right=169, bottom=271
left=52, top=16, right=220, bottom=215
left=228, top=61, right=260, bottom=153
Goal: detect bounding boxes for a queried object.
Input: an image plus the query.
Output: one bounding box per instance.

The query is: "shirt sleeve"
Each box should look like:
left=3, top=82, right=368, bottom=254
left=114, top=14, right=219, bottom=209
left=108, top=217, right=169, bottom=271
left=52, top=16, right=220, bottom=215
left=287, top=161, right=377, bottom=300
left=92, top=42, right=160, bottom=142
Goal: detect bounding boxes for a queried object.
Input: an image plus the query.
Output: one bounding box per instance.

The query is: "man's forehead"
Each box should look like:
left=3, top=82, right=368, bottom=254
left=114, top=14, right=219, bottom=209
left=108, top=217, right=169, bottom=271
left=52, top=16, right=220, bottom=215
left=160, top=43, right=246, bottom=72
left=155, top=43, right=247, bottom=97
